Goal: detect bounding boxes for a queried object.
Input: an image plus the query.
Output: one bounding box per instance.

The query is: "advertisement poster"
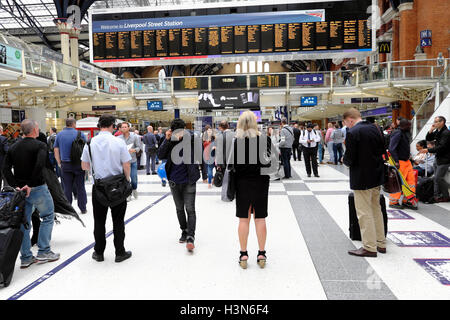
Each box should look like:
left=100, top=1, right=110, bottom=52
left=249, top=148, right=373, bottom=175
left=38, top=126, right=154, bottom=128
left=198, top=90, right=259, bottom=110
left=0, top=43, right=22, bottom=71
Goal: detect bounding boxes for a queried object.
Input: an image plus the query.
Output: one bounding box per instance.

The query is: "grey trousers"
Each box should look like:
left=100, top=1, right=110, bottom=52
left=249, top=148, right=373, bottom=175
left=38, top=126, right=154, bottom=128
left=433, top=162, right=450, bottom=198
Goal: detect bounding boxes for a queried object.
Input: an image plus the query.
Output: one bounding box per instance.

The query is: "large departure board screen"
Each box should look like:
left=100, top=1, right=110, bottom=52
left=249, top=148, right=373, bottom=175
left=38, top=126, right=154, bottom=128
left=91, top=8, right=373, bottom=66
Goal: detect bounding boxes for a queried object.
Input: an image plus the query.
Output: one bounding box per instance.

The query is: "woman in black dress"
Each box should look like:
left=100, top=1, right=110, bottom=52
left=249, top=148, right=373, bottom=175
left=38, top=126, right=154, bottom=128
left=232, top=111, right=272, bottom=269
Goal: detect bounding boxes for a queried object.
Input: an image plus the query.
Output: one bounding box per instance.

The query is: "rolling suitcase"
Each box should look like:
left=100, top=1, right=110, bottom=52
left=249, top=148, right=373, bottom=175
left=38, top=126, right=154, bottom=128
left=348, top=192, right=388, bottom=241
left=0, top=227, right=23, bottom=288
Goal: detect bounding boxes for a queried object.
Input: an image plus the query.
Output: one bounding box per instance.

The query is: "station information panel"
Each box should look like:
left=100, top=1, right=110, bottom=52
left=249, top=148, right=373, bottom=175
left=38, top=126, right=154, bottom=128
left=91, top=9, right=372, bottom=65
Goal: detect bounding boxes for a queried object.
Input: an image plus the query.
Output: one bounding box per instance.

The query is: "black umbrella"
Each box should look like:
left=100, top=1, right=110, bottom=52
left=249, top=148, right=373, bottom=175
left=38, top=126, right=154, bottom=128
left=42, top=167, right=85, bottom=227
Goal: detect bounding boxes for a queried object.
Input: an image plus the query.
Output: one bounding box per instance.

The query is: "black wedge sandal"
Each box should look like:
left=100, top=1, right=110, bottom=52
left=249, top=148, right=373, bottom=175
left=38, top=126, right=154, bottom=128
left=239, top=251, right=248, bottom=269
left=257, top=250, right=267, bottom=269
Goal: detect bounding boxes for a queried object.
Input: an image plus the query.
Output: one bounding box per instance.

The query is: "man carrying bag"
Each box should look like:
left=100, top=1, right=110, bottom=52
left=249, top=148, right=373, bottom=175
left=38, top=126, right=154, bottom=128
left=81, top=114, right=133, bottom=263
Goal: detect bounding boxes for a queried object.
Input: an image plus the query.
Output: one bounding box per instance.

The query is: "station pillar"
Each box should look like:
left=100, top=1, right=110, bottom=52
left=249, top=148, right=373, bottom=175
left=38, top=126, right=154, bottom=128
left=69, top=28, right=81, bottom=68
left=56, top=20, right=72, bottom=65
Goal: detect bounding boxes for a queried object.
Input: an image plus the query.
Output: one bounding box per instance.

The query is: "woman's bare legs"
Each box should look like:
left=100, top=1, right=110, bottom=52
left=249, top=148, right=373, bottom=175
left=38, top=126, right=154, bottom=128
left=238, top=206, right=253, bottom=261
left=254, top=218, right=267, bottom=260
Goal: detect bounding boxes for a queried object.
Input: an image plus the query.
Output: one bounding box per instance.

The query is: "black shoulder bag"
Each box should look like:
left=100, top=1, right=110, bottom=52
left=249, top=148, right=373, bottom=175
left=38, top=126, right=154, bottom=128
left=88, top=142, right=132, bottom=208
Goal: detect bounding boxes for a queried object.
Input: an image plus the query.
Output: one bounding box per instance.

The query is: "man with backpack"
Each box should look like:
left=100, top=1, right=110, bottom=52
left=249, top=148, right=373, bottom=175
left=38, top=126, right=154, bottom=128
left=54, top=118, right=87, bottom=214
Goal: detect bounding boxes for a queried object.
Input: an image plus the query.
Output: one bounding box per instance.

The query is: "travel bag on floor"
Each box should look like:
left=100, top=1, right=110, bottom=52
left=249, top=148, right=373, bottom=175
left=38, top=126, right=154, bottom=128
left=0, top=227, right=23, bottom=288
left=348, top=192, right=388, bottom=241
left=416, top=177, right=434, bottom=203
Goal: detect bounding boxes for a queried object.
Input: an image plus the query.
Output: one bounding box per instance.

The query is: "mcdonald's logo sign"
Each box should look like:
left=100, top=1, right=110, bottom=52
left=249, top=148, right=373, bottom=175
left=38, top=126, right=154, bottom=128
left=378, top=42, right=391, bottom=54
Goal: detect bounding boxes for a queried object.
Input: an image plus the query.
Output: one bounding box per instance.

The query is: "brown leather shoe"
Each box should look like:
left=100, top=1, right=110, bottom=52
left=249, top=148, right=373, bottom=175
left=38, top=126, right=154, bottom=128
left=348, top=247, right=377, bottom=257
left=377, top=247, right=387, bottom=254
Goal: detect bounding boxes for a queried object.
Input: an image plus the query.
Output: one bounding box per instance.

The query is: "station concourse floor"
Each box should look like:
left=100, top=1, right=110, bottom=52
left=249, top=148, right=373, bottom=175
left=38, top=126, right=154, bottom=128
left=1, top=160, right=449, bottom=300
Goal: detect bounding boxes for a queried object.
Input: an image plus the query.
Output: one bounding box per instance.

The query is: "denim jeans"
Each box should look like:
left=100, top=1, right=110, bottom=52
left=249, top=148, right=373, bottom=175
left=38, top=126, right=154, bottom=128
left=318, top=143, right=323, bottom=163
left=333, top=143, right=343, bottom=164
left=130, top=161, right=138, bottom=190
left=146, top=149, right=157, bottom=174
left=61, top=162, right=87, bottom=212
left=20, top=184, right=55, bottom=262
left=207, top=163, right=215, bottom=184
left=48, top=152, right=60, bottom=177
left=170, top=183, right=196, bottom=238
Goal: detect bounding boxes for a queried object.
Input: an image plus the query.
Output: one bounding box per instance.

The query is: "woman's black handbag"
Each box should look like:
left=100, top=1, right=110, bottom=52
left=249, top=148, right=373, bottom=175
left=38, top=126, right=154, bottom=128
left=88, top=142, right=132, bottom=207
left=213, top=169, right=223, bottom=188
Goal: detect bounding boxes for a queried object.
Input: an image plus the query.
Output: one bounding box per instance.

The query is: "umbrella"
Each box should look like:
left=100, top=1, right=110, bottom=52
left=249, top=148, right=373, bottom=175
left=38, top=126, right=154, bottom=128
left=42, top=167, right=85, bottom=227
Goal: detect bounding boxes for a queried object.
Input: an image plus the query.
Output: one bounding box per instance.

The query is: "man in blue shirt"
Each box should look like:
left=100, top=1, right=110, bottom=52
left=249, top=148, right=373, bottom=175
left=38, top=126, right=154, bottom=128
left=54, top=118, right=87, bottom=214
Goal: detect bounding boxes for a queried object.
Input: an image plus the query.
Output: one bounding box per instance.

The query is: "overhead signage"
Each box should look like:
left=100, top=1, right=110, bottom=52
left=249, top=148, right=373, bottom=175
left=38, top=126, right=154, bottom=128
left=211, top=76, right=247, bottom=90
left=295, top=74, right=324, bottom=86
left=198, top=90, right=259, bottom=110
left=0, top=43, right=22, bottom=71
left=147, top=101, right=163, bottom=111
left=360, top=106, right=392, bottom=117
left=378, top=41, right=391, bottom=54
left=351, top=97, right=379, bottom=104
left=91, top=7, right=373, bottom=66
left=92, top=105, right=116, bottom=111
left=173, top=77, right=209, bottom=91
left=250, top=74, right=287, bottom=88
left=301, top=96, right=318, bottom=106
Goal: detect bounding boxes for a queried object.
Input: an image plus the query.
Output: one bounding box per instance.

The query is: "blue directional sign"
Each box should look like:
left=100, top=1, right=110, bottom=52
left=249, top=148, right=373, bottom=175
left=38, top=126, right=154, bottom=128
left=147, top=101, right=163, bottom=111
left=421, top=38, right=432, bottom=47
left=420, top=30, right=432, bottom=39
left=301, top=96, right=318, bottom=106
left=296, top=74, right=324, bottom=86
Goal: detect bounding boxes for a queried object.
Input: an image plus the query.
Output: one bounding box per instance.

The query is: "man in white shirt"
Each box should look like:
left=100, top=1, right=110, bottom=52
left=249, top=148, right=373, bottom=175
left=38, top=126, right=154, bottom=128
left=299, top=123, right=321, bottom=177
left=81, top=114, right=132, bottom=263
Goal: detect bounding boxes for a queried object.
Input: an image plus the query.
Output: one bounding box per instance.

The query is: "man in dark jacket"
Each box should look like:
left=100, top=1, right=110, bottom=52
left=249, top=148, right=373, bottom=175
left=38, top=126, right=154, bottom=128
left=292, top=123, right=301, bottom=161
left=158, top=118, right=201, bottom=252
left=343, top=108, right=386, bottom=258
left=0, top=125, right=9, bottom=189
left=420, top=116, right=450, bottom=202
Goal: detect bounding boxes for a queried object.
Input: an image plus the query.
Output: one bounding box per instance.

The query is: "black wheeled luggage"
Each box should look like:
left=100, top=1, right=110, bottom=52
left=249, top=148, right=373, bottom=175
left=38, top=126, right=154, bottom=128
left=0, top=227, right=23, bottom=288
left=348, top=192, right=388, bottom=241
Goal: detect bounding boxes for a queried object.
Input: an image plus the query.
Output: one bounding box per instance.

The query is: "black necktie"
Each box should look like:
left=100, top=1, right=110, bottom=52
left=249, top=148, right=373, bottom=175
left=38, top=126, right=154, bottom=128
left=308, top=131, right=311, bottom=147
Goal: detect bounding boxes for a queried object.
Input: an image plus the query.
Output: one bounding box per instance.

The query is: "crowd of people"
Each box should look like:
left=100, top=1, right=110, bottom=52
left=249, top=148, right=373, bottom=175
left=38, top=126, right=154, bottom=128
left=1, top=110, right=449, bottom=272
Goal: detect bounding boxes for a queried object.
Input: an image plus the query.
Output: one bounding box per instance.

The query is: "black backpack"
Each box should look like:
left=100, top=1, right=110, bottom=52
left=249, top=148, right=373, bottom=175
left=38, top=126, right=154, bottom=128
left=70, top=131, right=85, bottom=166
left=47, top=135, right=56, bottom=152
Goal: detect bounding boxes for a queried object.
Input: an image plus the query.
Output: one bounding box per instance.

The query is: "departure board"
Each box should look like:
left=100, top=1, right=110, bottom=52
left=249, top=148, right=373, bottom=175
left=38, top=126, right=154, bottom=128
left=181, top=28, right=195, bottom=56
left=156, top=29, right=168, bottom=57
left=315, top=22, right=328, bottom=50
left=143, top=30, right=156, bottom=58
left=195, top=28, right=208, bottom=55
left=358, top=20, right=371, bottom=49
left=93, top=33, right=105, bottom=60
left=288, top=23, right=301, bottom=52
left=234, top=26, right=247, bottom=54
left=302, top=23, right=315, bottom=51
left=117, top=31, right=130, bottom=59
left=174, top=77, right=209, bottom=90
left=92, top=8, right=373, bottom=64
left=261, top=24, right=274, bottom=53
left=105, top=32, right=118, bottom=59
left=220, top=26, right=234, bottom=54
left=274, top=24, right=287, bottom=52
left=329, top=21, right=343, bottom=50
left=208, top=27, right=220, bottom=55
left=169, top=29, right=181, bottom=56
left=247, top=25, right=260, bottom=53
left=250, top=74, right=287, bottom=88
left=344, top=20, right=357, bottom=49
left=130, top=31, right=143, bottom=58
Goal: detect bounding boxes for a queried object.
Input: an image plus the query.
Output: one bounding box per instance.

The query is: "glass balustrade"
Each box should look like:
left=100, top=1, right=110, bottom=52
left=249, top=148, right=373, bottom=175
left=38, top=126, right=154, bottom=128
left=79, top=69, right=97, bottom=91
left=55, top=62, right=78, bottom=86
left=24, top=54, right=53, bottom=80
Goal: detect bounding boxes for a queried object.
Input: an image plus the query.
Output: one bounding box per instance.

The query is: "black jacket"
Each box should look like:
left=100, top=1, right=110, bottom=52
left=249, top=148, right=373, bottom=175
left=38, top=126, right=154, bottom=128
left=292, top=127, right=300, bottom=146
left=158, top=130, right=201, bottom=185
left=426, top=126, right=450, bottom=165
left=343, top=121, right=386, bottom=190
left=389, top=129, right=411, bottom=162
